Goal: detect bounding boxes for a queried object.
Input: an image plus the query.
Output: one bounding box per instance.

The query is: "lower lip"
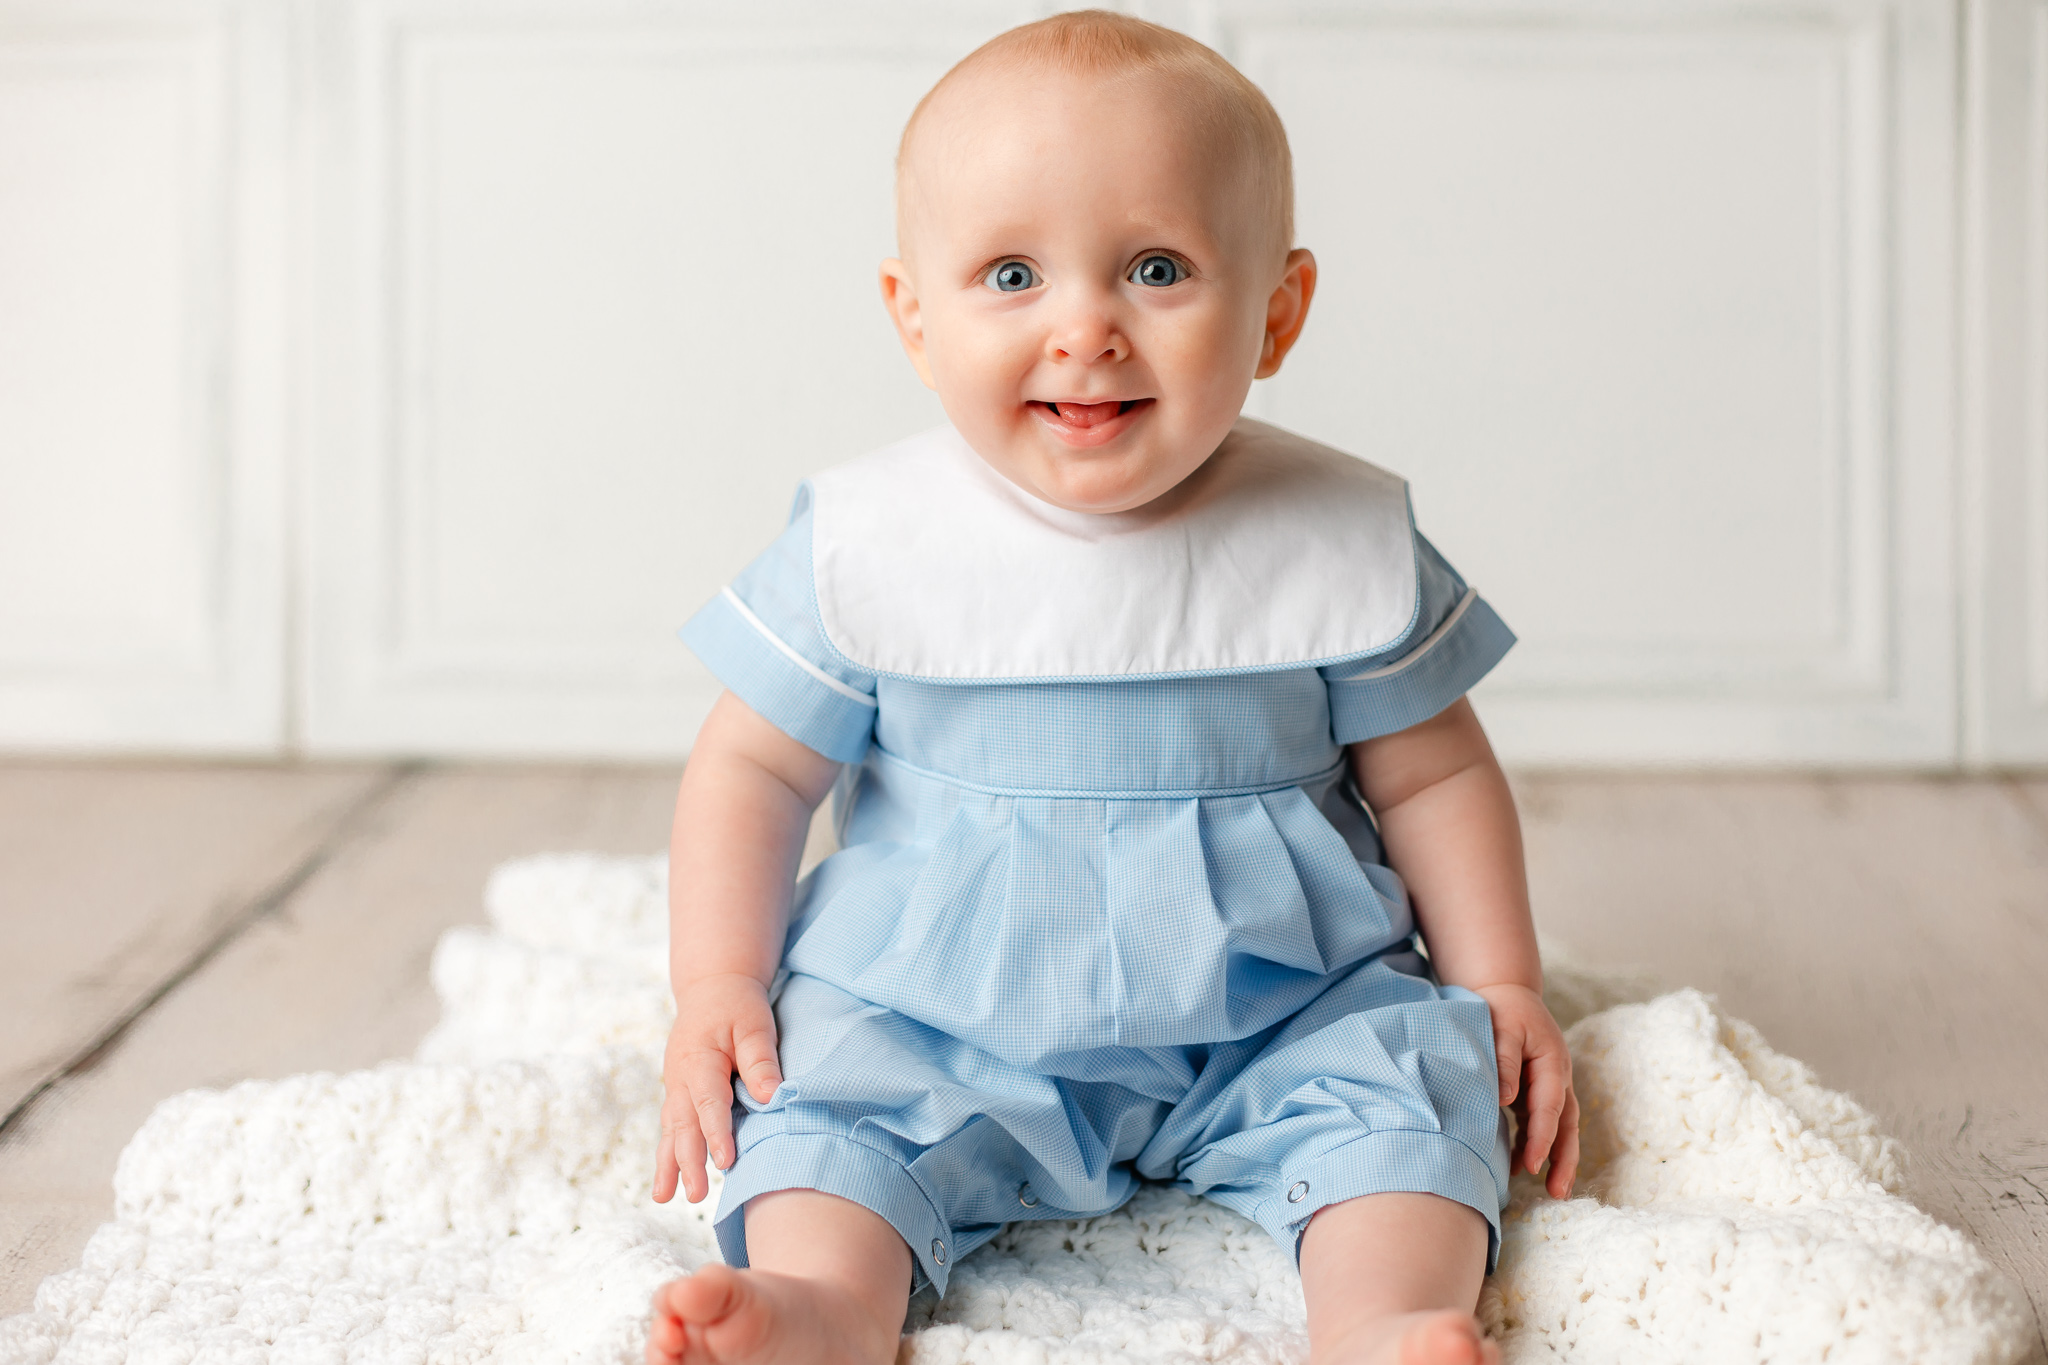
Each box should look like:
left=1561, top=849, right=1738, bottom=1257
left=1030, top=399, right=1154, bottom=448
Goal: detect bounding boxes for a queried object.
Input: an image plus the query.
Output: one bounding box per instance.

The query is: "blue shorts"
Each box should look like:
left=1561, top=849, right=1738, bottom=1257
left=713, top=948, right=1512, bottom=1294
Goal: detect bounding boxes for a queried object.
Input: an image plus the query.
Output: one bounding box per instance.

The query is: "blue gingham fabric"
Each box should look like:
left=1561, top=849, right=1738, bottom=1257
left=679, top=483, right=1517, bottom=1295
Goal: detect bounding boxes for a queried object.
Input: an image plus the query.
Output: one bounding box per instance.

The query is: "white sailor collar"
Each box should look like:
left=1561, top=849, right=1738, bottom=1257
left=808, top=418, right=1420, bottom=682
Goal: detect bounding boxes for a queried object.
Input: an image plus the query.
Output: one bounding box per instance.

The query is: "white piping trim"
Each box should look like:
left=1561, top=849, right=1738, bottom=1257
left=720, top=586, right=878, bottom=707
left=1325, top=589, right=1478, bottom=683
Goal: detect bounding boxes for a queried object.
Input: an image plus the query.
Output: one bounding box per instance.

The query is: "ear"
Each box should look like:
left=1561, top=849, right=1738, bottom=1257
left=1255, top=248, right=1317, bottom=380
left=879, top=258, right=937, bottom=390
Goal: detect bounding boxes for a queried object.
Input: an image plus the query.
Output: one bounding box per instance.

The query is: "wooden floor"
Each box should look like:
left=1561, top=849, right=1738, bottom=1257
left=1, top=764, right=2043, bottom=1361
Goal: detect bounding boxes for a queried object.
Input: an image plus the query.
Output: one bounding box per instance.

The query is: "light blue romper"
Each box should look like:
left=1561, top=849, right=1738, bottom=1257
left=680, top=424, right=1516, bottom=1295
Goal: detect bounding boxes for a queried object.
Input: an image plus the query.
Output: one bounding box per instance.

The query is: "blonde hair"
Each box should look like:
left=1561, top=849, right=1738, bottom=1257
left=897, top=10, right=1294, bottom=258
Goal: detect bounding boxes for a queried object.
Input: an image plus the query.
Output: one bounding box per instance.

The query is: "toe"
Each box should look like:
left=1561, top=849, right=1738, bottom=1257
left=646, top=1281, right=688, bottom=1362
left=695, top=1270, right=779, bottom=1361
left=645, top=1312, right=682, bottom=1363
left=1402, top=1312, right=1489, bottom=1365
left=652, top=1276, right=692, bottom=1319
left=670, top=1264, right=751, bottom=1327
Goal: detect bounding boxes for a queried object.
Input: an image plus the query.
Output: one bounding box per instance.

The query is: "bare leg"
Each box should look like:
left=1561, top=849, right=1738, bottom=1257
left=646, top=1189, right=911, bottom=1365
left=1299, top=1192, right=1498, bottom=1365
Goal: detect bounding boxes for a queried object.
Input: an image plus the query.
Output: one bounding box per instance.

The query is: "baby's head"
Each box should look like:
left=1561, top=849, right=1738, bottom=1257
left=880, top=11, right=1316, bottom=514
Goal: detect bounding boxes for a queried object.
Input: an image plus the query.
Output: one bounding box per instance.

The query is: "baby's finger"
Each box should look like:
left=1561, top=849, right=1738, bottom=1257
left=1494, top=1026, right=1524, bottom=1106
left=683, top=1049, right=738, bottom=1173
left=672, top=1110, right=709, bottom=1204
left=1546, top=1087, right=1582, bottom=1199
left=1520, top=1050, right=1570, bottom=1176
left=731, top=1007, right=782, bottom=1105
left=652, top=1086, right=695, bottom=1202
left=652, top=1123, right=682, bottom=1203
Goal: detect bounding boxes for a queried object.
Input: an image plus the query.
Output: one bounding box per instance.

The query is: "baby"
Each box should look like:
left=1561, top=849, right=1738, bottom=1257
left=646, top=12, right=1577, bottom=1365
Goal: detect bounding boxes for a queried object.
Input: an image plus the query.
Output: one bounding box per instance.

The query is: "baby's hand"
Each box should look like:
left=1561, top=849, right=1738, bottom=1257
left=1470, top=982, right=1579, bottom=1199
left=652, top=972, right=783, bottom=1205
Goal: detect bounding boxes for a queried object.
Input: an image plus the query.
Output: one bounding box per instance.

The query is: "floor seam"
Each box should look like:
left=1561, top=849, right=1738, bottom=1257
left=0, top=763, right=427, bottom=1141
left=2005, top=776, right=2048, bottom=844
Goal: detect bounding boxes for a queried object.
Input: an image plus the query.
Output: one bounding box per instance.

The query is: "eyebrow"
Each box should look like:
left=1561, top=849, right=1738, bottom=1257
left=941, top=213, right=1222, bottom=262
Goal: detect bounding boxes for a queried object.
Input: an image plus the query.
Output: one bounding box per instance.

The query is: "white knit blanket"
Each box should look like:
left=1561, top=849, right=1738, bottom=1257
left=0, top=855, right=2031, bottom=1364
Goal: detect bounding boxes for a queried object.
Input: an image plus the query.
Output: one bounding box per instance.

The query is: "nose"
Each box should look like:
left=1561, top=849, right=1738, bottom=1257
left=1044, top=287, right=1128, bottom=365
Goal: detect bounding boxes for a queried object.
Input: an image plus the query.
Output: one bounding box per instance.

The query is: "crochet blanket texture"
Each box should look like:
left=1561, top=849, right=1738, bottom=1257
left=0, top=854, right=2030, bottom=1364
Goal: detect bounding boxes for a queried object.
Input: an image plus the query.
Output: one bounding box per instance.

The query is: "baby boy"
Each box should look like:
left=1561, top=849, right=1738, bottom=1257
left=645, top=12, right=1577, bottom=1365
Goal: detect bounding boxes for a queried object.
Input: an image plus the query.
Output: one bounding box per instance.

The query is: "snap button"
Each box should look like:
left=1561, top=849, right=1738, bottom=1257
left=930, top=1238, right=947, bottom=1265
left=1017, top=1182, right=1040, bottom=1209
left=1286, top=1180, right=1310, bottom=1203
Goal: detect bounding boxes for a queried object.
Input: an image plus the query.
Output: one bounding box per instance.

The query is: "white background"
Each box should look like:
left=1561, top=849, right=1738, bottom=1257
left=0, top=0, right=2041, bottom=767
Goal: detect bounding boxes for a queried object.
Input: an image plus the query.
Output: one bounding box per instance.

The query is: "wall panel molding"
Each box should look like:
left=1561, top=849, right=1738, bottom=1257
left=2034, top=6, right=2048, bottom=716
left=1961, top=0, right=2048, bottom=763
left=301, top=1, right=1009, bottom=757
left=1210, top=0, right=1955, bottom=766
left=0, top=0, right=288, bottom=752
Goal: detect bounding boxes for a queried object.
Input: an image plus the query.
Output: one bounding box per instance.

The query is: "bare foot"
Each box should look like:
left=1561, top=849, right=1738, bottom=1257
left=645, top=1264, right=899, bottom=1365
left=1313, top=1308, right=1501, bottom=1365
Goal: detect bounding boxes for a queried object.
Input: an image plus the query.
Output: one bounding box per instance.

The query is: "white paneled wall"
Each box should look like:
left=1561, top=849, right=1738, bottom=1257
left=0, top=1, right=289, bottom=752
left=0, top=0, right=2037, bottom=766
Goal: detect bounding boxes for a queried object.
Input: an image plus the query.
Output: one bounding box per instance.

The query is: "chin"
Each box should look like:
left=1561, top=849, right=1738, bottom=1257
left=1027, top=462, right=1157, bottom=515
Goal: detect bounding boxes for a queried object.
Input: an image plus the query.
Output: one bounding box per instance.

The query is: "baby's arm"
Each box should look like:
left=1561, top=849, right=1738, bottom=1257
left=1350, top=697, right=1579, bottom=1197
left=652, top=691, right=841, bottom=1205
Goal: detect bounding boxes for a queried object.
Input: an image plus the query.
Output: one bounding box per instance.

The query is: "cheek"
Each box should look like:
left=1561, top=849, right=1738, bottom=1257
left=927, top=309, right=1033, bottom=400
left=1150, top=298, right=1264, bottom=388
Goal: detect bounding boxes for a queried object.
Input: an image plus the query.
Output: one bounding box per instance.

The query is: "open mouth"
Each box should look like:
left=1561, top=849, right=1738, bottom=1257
left=1030, top=398, right=1152, bottom=443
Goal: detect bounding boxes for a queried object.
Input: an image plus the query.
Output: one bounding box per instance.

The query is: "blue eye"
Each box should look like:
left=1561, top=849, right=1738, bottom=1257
left=985, top=261, right=1037, bottom=292
left=1131, top=255, right=1185, bottom=287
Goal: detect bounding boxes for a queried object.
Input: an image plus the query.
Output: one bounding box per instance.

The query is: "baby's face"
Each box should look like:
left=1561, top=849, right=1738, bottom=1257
left=882, top=68, right=1314, bottom=514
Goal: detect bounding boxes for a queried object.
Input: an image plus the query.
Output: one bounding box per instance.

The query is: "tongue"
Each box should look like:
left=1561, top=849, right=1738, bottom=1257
left=1053, top=400, right=1121, bottom=427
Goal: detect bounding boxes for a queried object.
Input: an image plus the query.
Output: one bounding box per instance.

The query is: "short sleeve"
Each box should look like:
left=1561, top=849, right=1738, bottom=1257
left=679, top=487, right=878, bottom=762
left=1319, top=532, right=1515, bottom=745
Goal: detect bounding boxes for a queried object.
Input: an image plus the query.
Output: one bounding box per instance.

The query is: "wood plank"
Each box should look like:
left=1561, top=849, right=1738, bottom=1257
left=0, top=762, right=395, bottom=1122
left=0, top=764, right=680, bottom=1318
left=1514, top=775, right=2048, bottom=1360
